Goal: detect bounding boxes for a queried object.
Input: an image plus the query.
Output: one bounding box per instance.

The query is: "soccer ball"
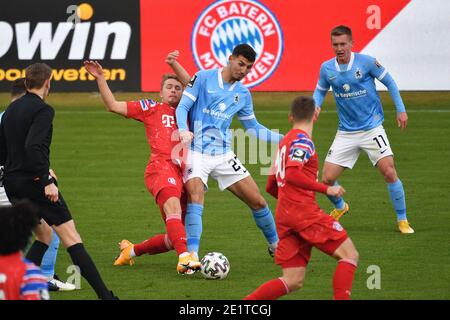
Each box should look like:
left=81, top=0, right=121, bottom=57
left=200, top=252, right=230, bottom=280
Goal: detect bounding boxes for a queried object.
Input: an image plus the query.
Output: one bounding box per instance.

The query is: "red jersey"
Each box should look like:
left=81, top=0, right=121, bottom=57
left=274, top=129, right=322, bottom=204
left=0, top=252, right=49, bottom=300
left=127, top=99, right=183, bottom=165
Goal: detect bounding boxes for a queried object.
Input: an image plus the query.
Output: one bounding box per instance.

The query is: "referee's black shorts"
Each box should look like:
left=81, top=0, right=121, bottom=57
left=4, top=177, right=72, bottom=226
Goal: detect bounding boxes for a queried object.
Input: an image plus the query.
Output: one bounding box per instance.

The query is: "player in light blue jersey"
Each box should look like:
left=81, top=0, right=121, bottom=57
left=313, top=25, right=413, bottom=234
left=175, top=44, right=283, bottom=259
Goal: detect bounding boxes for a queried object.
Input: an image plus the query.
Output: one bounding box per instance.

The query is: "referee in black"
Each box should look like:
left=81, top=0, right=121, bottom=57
left=0, top=63, right=117, bottom=300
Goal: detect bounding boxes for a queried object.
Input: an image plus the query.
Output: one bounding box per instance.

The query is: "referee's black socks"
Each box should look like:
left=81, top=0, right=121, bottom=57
left=25, top=240, right=48, bottom=266
left=67, top=243, right=117, bottom=300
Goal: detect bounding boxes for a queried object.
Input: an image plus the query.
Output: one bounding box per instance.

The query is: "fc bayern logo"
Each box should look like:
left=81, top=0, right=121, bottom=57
left=333, top=221, right=344, bottom=232
left=191, top=0, right=284, bottom=88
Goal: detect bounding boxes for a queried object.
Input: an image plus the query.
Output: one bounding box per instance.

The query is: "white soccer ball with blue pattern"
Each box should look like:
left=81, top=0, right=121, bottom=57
left=200, top=252, right=230, bottom=280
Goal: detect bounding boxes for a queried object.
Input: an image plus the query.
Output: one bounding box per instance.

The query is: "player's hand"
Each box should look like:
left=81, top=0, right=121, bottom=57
left=49, top=169, right=57, bottom=181
left=83, top=60, right=104, bottom=79
left=179, top=130, right=194, bottom=144
left=45, top=183, right=59, bottom=203
left=313, top=107, right=321, bottom=123
left=166, top=50, right=180, bottom=65
left=397, top=112, right=408, bottom=130
left=326, top=185, right=345, bottom=197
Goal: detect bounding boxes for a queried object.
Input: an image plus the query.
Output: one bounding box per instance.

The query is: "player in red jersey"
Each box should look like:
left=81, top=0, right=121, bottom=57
left=83, top=56, right=200, bottom=274
left=0, top=201, right=49, bottom=300
left=244, top=96, right=359, bottom=300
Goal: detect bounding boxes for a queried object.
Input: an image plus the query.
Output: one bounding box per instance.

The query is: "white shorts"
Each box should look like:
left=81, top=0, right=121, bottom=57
left=183, top=151, right=250, bottom=191
left=325, top=126, right=394, bottom=169
left=0, top=187, right=11, bottom=207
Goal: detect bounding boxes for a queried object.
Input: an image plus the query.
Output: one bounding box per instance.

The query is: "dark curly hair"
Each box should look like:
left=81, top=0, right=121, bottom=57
left=0, top=200, right=39, bottom=255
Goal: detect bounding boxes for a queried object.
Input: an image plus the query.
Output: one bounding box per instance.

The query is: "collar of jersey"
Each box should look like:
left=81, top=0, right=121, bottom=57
left=161, top=102, right=175, bottom=109
left=334, top=52, right=355, bottom=72
left=217, top=68, right=238, bottom=91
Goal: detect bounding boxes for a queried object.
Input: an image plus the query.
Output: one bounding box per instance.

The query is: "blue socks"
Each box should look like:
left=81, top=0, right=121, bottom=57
left=41, top=229, right=60, bottom=279
left=252, top=206, right=278, bottom=246
left=388, top=179, right=407, bottom=221
left=185, top=203, right=204, bottom=254
left=185, top=203, right=278, bottom=254
left=327, top=181, right=345, bottom=210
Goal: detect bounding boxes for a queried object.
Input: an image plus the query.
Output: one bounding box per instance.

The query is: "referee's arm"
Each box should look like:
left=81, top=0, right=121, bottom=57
left=24, top=107, right=55, bottom=187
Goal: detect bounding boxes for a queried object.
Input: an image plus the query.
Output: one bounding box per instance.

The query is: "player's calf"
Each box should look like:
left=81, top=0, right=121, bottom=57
left=331, top=238, right=358, bottom=300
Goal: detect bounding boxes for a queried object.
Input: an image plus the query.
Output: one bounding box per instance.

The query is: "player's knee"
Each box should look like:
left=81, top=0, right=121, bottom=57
left=186, top=181, right=205, bottom=204
left=35, top=224, right=53, bottom=245
left=35, top=232, right=52, bottom=245
left=382, top=167, right=397, bottom=183
left=163, top=198, right=182, bottom=215
left=342, top=248, right=359, bottom=264
left=321, top=174, right=335, bottom=186
left=348, top=248, right=359, bottom=263
left=55, top=224, right=82, bottom=248
left=286, top=277, right=304, bottom=292
left=249, top=196, right=267, bottom=211
left=188, top=192, right=204, bottom=204
left=60, top=233, right=82, bottom=248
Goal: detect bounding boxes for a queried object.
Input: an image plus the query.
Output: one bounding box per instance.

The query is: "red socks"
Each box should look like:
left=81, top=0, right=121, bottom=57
left=134, top=234, right=172, bottom=256
left=333, top=259, right=357, bottom=300
left=132, top=217, right=187, bottom=256
left=244, top=278, right=289, bottom=300
left=244, top=259, right=357, bottom=300
left=165, top=217, right=187, bottom=255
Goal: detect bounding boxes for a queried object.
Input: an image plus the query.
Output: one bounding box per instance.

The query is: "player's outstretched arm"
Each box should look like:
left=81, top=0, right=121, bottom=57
left=240, top=117, right=283, bottom=143
left=166, top=50, right=191, bottom=86
left=380, top=75, right=408, bottom=130
left=312, top=64, right=330, bottom=122
left=83, top=60, right=127, bottom=117
left=370, top=58, right=408, bottom=130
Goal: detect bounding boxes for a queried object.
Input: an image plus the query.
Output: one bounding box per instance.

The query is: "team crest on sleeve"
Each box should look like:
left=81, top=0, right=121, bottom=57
left=191, top=0, right=283, bottom=88
left=333, top=221, right=344, bottom=232
left=290, top=148, right=306, bottom=162
left=140, top=99, right=157, bottom=111
left=187, top=75, right=197, bottom=88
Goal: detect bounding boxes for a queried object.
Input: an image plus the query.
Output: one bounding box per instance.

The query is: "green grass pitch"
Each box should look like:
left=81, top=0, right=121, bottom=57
left=1, top=91, right=449, bottom=300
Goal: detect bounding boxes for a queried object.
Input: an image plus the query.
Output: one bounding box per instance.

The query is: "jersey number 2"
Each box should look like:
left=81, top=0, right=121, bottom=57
left=229, top=156, right=247, bottom=173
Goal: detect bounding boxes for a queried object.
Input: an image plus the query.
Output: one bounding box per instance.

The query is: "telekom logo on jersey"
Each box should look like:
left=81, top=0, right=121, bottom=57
left=162, top=114, right=175, bottom=128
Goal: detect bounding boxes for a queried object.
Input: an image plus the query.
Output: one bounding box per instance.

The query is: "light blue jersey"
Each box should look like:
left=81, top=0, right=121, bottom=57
left=177, top=68, right=281, bottom=155
left=313, top=52, right=405, bottom=132
left=0, top=111, right=4, bottom=122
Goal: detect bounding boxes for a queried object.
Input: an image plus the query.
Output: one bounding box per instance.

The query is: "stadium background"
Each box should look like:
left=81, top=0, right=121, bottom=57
left=1, top=0, right=449, bottom=92
left=0, top=0, right=449, bottom=300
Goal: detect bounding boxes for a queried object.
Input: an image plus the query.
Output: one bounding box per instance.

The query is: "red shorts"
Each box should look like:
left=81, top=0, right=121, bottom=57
left=145, top=159, right=183, bottom=198
left=144, top=159, right=186, bottom=221
left=275, top=201, right=348, bottom=269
